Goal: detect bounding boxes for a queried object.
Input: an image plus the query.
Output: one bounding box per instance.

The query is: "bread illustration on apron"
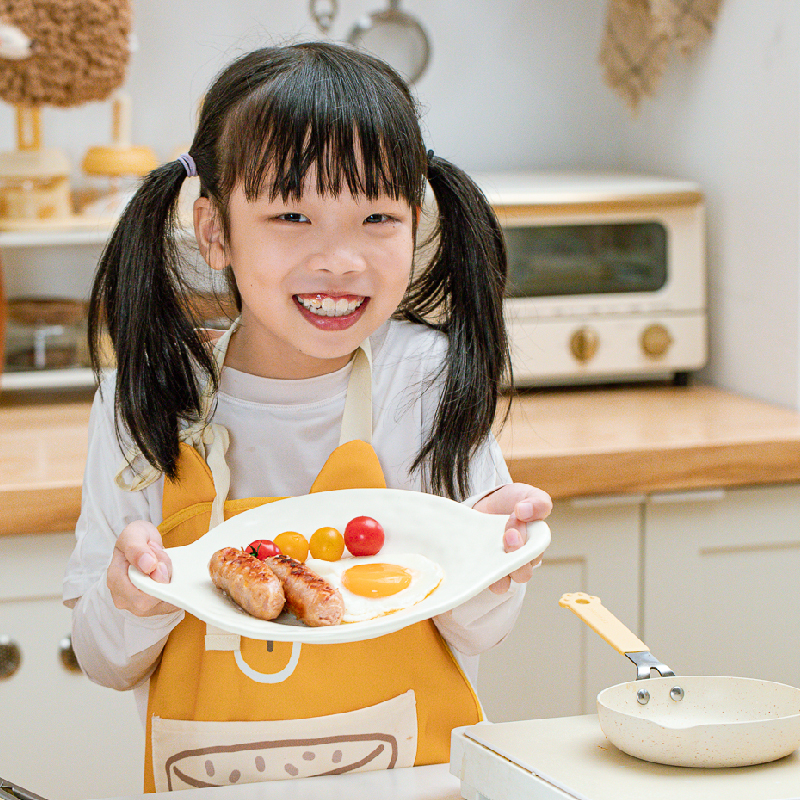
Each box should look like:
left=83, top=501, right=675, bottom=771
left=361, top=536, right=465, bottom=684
left=152, top=690, right=417, bottom=790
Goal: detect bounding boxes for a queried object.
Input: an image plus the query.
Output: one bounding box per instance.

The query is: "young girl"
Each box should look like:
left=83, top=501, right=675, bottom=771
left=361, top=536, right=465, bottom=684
left=64, top=42, right=551, bottom=792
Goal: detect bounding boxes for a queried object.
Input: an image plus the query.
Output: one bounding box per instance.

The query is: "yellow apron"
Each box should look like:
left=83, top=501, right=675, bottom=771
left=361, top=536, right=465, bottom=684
left=131, top=323, right=482, bottom=792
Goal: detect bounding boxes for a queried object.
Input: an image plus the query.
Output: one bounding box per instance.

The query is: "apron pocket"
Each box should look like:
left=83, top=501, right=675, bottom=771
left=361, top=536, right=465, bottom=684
left=151, top=689, right=418, bottom=791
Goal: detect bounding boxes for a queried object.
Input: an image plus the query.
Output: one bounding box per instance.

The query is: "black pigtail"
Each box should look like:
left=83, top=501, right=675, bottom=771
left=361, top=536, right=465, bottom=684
left=88, top=160, right=218, bottom=480
left=402, top=155, right=511, bottom=499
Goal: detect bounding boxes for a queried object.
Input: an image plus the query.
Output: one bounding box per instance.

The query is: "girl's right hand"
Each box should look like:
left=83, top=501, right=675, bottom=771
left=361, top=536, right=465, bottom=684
left=107, top=520, right=179, bottom=616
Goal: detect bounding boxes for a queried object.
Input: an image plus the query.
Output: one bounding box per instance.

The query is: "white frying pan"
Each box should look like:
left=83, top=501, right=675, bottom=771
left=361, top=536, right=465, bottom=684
left=559, top=592, right=800, bottom=768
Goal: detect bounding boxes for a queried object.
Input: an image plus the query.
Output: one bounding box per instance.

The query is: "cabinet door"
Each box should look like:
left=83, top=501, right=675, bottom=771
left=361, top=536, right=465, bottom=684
left=643, top=485, right=800, bottom=687
left=0, top=533, right=143, bottom=800
left=477, top=498, right=641, bottom=722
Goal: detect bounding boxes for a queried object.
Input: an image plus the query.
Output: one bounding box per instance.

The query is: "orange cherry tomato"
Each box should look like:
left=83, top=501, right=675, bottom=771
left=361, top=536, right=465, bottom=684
left=274, top=531, right=309, bottom=563
left=309, top=526, right=345, bottom=561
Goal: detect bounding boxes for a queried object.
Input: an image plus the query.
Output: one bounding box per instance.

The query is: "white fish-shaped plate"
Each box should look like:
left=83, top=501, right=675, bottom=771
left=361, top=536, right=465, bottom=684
left=129, top=487, right=551, bottom=644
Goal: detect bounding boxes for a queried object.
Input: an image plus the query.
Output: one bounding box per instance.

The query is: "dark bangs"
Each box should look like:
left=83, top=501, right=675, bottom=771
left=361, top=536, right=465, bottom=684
left=216, top=44, right=427, bottom=210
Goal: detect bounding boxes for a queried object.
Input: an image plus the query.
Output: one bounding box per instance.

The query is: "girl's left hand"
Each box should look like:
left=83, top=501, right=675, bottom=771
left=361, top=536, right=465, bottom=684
left=472, top=483, right=553, bottom=594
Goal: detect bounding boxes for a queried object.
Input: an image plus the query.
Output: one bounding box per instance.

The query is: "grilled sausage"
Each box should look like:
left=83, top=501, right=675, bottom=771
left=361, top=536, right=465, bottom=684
left=266, top=554, right=344, bottom=627
left=209, top=547, right=285, bottom=621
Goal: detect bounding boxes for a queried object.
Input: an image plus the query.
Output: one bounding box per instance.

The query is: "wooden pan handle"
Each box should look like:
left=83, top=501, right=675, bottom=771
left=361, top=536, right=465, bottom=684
left=559, top=592, right=649, bottom=655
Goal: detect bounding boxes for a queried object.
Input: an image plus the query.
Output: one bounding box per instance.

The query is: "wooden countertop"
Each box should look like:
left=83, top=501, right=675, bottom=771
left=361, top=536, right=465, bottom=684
left=4, top=384, right=800, bottom=536
left=0, top=390, right=94, bottom=536
left=498, top=384, right=800, bottom=499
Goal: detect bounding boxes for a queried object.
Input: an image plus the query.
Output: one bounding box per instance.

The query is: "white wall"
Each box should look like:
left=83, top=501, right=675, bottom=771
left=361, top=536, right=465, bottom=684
left=6, top=0, right=799, bottom=411
left=617, top=0, right=800, bottom=409
left=0, top=0, right=621, bottom=175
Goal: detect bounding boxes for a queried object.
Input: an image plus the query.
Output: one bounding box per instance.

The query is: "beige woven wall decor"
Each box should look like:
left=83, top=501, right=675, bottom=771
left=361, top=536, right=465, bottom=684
left=0, top=0, right=131, bottom=108
left=600, top=0, right=724, bottom=110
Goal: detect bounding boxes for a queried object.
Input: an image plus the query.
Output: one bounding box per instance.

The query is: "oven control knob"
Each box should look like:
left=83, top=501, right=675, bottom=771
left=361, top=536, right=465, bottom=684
left=570, top=327, right=600, bottom=363
left=641, top=324, right=673, bottom=358
left=59, top=635, right=82, bottom=673
left=0, top=636, right=21, bottom=679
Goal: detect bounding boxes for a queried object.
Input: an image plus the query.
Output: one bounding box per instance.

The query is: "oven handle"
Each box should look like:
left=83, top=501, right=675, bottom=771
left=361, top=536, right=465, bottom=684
left=569, top=494, right=646, bottom=508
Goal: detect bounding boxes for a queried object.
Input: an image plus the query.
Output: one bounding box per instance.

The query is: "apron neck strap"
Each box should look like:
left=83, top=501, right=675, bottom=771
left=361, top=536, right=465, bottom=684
left=339, top=338, right=372, bottom=446
left=199, top=317, right=241, bottom=418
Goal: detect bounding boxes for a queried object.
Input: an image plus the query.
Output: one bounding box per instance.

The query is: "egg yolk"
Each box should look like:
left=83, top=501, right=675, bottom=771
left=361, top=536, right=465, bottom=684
left=341, top=563, right=412, bottom=597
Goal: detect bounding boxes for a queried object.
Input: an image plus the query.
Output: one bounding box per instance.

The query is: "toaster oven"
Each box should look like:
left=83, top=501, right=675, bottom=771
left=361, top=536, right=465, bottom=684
left=473, top=172, right=706, bottom=386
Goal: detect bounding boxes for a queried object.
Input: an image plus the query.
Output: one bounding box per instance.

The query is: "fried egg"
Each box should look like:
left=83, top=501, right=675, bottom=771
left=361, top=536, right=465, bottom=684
left=306, top=553, right=444, bottom=623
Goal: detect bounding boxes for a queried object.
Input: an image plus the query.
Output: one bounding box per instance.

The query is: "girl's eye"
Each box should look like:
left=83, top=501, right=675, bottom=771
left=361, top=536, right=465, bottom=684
left=365, top=213, right=394, bottom=224
left=276, top=212, right=309, bottom=223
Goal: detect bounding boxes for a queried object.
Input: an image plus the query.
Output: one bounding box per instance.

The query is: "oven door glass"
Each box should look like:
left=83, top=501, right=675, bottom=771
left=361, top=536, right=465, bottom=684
left=504, top=221, right=667, bottom=297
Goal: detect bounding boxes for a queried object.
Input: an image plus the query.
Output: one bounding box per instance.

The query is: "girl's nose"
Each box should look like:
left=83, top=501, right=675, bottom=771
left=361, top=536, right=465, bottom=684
left=307, top=247, right=366, bottom=275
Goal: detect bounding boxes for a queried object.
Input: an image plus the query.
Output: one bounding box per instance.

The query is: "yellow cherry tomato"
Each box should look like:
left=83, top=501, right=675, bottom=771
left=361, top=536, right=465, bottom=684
left=310, top=526, right=345, bottom=561
left=274, top=531, right=309, bottom=563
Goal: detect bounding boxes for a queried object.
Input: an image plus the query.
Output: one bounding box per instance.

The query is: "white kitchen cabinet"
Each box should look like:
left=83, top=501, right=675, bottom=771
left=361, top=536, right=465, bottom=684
left=0, top=532, right=143, bottom=800
left=477, top=498, right=641, bottom=722
left=642, top=484, right=800, bottom=687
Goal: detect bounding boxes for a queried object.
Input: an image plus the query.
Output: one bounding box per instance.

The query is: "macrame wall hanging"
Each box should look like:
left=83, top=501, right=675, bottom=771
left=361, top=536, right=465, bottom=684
left=600, top=0, right=724, bottom=111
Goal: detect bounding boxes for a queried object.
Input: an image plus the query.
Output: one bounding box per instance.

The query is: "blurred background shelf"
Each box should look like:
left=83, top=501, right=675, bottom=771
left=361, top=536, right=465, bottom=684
left=0, top=224, right=114, bottom=247
left=0, top=216, right=199, bottom=393
left=1, top=366, right=97, bottom=390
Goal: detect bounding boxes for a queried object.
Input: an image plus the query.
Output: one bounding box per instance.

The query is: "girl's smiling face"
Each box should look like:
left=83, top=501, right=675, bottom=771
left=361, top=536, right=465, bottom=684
left=195, top=174, right=416, bottom=379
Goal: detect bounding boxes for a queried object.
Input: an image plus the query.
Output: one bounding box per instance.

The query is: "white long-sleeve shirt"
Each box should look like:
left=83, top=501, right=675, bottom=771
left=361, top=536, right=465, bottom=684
left=63, top=318, right=524, bottom=712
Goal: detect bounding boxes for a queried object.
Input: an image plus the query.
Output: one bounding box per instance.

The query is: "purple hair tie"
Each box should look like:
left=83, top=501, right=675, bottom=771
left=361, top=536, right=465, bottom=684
left=177, top=153, right=197, bottom=178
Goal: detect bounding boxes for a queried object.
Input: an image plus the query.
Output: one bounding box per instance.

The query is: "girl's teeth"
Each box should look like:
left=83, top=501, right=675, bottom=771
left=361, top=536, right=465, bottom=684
left=298, top=296, right=364, bottom=317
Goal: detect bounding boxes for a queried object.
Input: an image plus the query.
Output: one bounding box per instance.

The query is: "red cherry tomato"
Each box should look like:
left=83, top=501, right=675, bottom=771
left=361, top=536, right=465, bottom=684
left=246, top=539, right=280, bottom=559
left=344, top=516, right=384, bottom=556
